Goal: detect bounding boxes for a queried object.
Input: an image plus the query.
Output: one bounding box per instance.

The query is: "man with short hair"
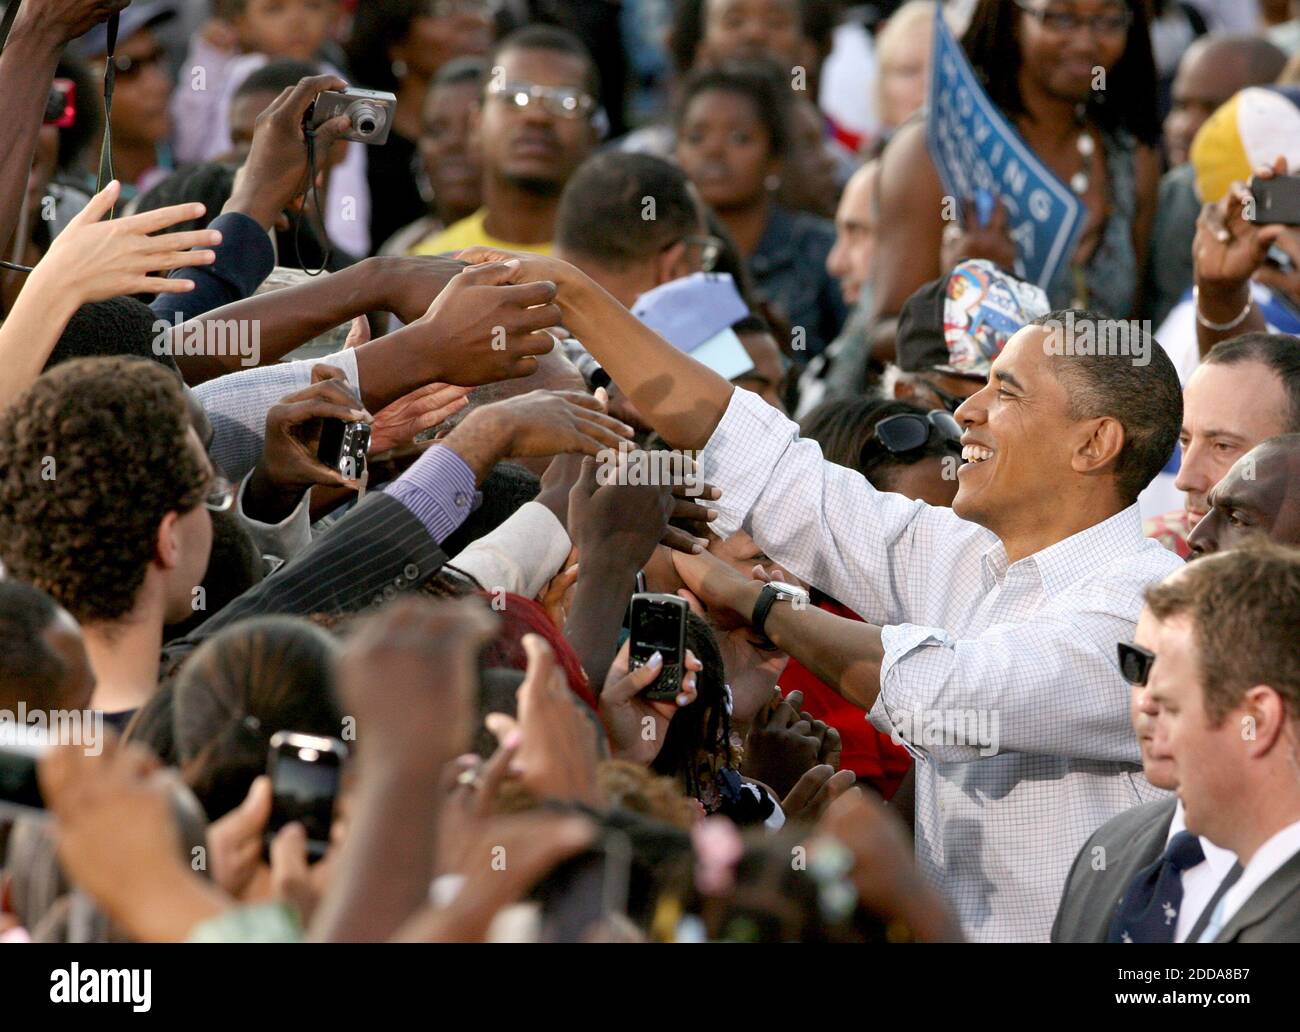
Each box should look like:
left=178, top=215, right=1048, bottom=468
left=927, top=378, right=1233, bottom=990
left=825, top=160, right=877, bottom=308
left=1145, top=541, right=1300, bottom=941
left=413, top=25, right=602, bottom=257
left=1188, top=433, right=1300, bottom=556
left=1145, top=332, right=1300, bottom=557
left=0, top=582, right=95, bottom=715
left=469, top=243, right=1189, bottom=939
left=553, top=151, right=713, bottom=308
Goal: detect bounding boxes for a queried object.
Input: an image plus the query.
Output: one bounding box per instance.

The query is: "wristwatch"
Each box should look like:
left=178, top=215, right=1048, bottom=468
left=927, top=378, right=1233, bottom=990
left=750, top=580, right=810, bottom=645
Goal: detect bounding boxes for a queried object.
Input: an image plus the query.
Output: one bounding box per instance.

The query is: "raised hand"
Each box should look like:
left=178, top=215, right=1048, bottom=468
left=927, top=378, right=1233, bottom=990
left=369, top=381, right=469, bottom=455
left=441, top=389, right=633, bottom=480
left=411, top=259, right=562, bottom=386
left=17, top=0, right=131, bottom=42
left=484, top=633, right=603, bottom=805
left=337, top=597, right=498, bottom=773
left=243, top=364, right=372, bottom=522
left=30, top=180, right=220, bottom=302
left=741, top=689, right=826, bottom=798
left=599, top=639, right=701, bottom=764
left=1193, top=157, right=1290, bottom=293
left=226, top=74, right=354, bottom=231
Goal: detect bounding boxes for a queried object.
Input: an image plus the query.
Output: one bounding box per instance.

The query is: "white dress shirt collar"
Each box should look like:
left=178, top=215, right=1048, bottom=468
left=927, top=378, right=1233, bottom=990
left=980, top=504, right=1146, bottom=596
left=1168, top=799, right=1238, bottom=880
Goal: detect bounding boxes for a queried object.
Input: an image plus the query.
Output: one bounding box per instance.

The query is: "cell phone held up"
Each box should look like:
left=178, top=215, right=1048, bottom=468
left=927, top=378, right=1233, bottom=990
left=265, top=731, right=347, bottom=863
left=627, top=592, right=688, bottom=702
left=1247, top=174, right=1300, bottom=226
left=306, top=88, right=397, bottom=146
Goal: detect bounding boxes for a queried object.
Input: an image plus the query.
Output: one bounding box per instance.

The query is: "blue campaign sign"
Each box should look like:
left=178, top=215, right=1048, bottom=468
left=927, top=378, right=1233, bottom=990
left=924, top=7, right=1082, bottom=291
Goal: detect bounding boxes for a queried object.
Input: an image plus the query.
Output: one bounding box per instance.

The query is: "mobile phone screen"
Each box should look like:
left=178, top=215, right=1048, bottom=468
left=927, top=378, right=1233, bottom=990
left=268, top=752, right=341, bottom=848
left=629, top=600, right=683, bottom=667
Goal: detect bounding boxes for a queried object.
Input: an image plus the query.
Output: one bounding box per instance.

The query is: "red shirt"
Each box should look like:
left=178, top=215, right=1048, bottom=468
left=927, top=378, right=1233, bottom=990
left=777, top=598, right=911, bottom=799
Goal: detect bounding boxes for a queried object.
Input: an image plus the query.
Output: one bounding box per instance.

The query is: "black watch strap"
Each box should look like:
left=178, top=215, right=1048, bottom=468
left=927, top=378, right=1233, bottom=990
left=751, top=583, right=783, bottom=642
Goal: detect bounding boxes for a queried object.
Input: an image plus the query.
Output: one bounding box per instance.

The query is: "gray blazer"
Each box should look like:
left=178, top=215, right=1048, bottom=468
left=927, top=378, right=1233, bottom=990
left=1051, top=797, right=1176, bottom=943
left=1205, top=850, right=1300, bottom=943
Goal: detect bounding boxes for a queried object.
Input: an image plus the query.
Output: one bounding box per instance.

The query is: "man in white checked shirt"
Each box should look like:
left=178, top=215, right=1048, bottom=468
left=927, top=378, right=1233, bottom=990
left=455, top=249, right=1186, bottom=940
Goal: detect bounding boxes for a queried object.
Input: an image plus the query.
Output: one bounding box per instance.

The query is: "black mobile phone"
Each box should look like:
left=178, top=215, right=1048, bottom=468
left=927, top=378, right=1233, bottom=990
left=0, top=724, right=49, bottom=821
left=265, top=731, right=347, bottom=862
left=1248, top=175, right=1300, bottom=226
left=627, top=592, right=688, bottom=702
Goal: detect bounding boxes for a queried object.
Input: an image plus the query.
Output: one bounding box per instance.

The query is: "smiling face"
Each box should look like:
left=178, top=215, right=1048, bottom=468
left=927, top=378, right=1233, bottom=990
left=477, top=47, right=597, bottom=194
left=1015, top=0, right=1130, bottom=105
left=1187, top=440, right=1300, bottom=557
left=950, top=326, right=1085, bottom=536
left=676, top=88, right=776, bottom=211
left=1176, top=361, right=1291, bottom=525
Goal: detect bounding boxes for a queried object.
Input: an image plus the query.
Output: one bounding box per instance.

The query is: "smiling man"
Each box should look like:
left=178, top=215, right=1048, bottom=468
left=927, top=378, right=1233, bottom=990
left=412, top=25, right=601, bottom=257
left=457, top=247, right=1188, bottom=941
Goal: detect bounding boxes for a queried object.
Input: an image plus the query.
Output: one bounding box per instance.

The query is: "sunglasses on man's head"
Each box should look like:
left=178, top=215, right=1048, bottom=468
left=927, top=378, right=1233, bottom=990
left=1118, top=641, right=1155, bottom=686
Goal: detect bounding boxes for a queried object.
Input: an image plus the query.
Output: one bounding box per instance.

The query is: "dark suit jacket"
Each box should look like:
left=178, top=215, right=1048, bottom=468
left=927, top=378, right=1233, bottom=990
left=1209, top=849, right=1300, bottom=943
left=1051, top=797, right=1176, bottom=942
left=161, top=491, right=448, bottom=674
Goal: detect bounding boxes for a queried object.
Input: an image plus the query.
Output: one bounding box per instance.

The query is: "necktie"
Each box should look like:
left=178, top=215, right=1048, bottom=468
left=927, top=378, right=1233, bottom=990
left=1107, top=830, right=1205, bottom=943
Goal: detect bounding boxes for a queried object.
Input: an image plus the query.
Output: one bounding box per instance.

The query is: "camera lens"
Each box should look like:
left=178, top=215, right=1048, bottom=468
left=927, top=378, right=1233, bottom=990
left=348, top=101, right=382, bottom=139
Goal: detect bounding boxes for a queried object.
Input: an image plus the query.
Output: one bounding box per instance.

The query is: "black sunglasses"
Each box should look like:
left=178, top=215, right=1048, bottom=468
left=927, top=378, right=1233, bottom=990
left=1118, top=642, right=1155, bottom=686
left=873, top=410, right=962, bottom=455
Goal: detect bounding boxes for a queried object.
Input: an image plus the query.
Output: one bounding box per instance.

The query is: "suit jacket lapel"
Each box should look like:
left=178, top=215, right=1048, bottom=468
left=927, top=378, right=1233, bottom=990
left=1215, top=850, right=1300, bottom=942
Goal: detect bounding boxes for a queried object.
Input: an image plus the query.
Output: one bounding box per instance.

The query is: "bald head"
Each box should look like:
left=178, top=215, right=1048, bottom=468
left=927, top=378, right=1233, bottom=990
left=1165, top=34, right=1288, bottom=166
left=1188, top=433, right=1300, bottom=558
left=826, top=160, right=879, bottom=306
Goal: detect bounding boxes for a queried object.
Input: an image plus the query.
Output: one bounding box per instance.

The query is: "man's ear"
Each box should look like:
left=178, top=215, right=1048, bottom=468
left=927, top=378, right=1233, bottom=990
left=1241, top=684, right=1290, bottom=759
left=1072, top=415, right=1126, bottom=479
left=893, top=378, right=916, bottom=400
left=655, top=240, right=689, bottom=286
left=155, top=511, right=182, bottom=572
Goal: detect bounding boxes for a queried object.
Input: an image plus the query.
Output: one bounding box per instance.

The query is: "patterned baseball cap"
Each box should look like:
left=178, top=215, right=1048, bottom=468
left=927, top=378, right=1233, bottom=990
left=895, top=260, right=1050, bottom=381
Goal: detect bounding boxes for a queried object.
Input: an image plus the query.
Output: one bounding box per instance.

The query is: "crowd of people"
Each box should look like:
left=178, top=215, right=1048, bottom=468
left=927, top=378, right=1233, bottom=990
left=0, top=0, right=1298, bottom=946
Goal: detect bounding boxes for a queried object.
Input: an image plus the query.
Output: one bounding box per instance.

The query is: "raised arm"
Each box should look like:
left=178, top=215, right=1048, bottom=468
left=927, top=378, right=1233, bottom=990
left=455, top=247, right=735, bottom=451
left=0, top=0, right=126, bottom=265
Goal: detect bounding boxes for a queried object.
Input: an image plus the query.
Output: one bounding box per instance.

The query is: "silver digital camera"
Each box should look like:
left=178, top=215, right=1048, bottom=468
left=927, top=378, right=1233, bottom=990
left=308, top=88, right=397, bottom=146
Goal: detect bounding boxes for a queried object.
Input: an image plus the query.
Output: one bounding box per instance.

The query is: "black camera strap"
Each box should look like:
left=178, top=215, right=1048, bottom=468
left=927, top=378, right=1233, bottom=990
left=295, top=115, right=333, bottom=277
left=0, top=1, right=121, bottom=274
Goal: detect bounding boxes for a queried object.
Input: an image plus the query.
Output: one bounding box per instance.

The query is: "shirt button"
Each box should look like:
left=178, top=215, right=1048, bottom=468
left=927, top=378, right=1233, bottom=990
left=454, top=491, right=469, bottom=508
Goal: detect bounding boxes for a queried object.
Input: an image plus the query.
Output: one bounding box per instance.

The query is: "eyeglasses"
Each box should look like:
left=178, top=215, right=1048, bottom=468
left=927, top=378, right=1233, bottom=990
left=872, top=409, right=962, bottom=455
left=919, top=379, right=973, bottom=415
left=1117, top=641, right=1156, bottom=686
left=110, top=47, right=168, bottom=79
left=1013, top=1, right=1133, bottom=37
left=681, top=234, right=724, bottom=273
left=203, top=476, right=235, bottom=514
left=487, top=80, right=595, bottom=120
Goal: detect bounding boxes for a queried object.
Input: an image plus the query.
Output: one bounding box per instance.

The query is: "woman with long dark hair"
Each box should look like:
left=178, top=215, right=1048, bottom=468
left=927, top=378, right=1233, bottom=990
left=872, top=0, right=1162, bottom=322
